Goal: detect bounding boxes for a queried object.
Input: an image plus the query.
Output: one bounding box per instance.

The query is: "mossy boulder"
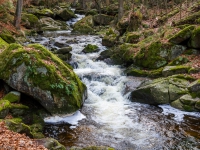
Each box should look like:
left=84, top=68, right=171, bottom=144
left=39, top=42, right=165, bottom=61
left=10, top=103, right=29, bottom=117
left=168, top=25, right=195, bottom=44
left=162, top=65, right=191, bottom=77
left=82, top=44, right=99, bottom=53
left=125, top=32, right=140, bottom=43
left=72, top=15, right=94, bottom=34
left=86, top=9, right=98, bottom=16
left=131, top=76, right=189, bottom=106
left=0, top=43, right=87, bottom=115
left=195, top=100, right=200, bottom=110
left=102, top=28, right=119, bottom=47
left=188, top=26, right=200, bottom=49
left=36, top=9, right=54, bottom=18
left=188, top=79, right=200, bottom=98
left=22, top=13, right=40, bottom=29
left=174, top=11, right=200, bottom=26
left=39, top=17, right=69, bottom=31
left=0, top=33, right=16, bottom=44
left=0, top=100, right=10, bottom=119
left=36, top=138, right=66, bottom=150
left=56, top=8, right=76, bottom=21
left=4, top=118, right=33, bottom=137
left=93, top=14, right=114, bottom=25
left=135, top=41, right=186, bottom=69
left=2, top=91, right=21, bottom=103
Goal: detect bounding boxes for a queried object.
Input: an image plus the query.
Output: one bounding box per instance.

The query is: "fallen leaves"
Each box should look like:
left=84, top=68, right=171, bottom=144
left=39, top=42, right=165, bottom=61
left=0, top=122, right=48, bottom=150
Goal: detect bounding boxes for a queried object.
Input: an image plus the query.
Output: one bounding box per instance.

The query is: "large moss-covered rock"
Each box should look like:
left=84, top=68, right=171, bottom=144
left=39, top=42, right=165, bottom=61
left=188, top=79, right=200, bottom=93
left=188, top=26, right=200, bottom=49
left=10, top=103, right=29, bottom=117
left=135, top=41, right=186, bottom=69
left=169, top=25, right=195, bottom=44
left=93, top=14, right=114, bottom=25
left=22, top=13, right=40, bottom=29
left=2, top=91, right=21, bottom=103
left=36, top=9, right=54, bottom=18
left=0, top=100, right=10, bottom=119
left=131, top=76, right=189, bottom=106
left=162, top=65, right=191, bottom=77
left=56, top=8, right=76, bottom=21
left=131, top=78, right=170, bottom=105
left=72, top=15, right=94, bottom=34
left=0, top=42, right=87, bottom=115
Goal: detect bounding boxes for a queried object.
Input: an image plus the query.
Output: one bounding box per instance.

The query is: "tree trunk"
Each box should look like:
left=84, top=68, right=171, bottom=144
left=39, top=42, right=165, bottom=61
left=14, top=0, right=23, bottom=30
left=118, top=0, right=123, bottom=21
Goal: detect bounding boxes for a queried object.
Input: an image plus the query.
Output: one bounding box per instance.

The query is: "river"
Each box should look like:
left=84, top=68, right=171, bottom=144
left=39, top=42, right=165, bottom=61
left=28, top=12, right=200, bottom=150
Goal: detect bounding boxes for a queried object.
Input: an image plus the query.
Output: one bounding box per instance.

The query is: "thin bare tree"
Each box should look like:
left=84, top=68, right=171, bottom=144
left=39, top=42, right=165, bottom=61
left=14, top=0, right=23, bottom=29
left=118, top=0, right=124, bottom=21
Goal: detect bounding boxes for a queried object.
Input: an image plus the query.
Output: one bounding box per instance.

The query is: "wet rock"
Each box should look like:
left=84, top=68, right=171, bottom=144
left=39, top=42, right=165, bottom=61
left=10, top=103, right=29, bottom=117
left=54, top=41, right=69, bottom=48
left=56, top=46, right=72, bottom=54
left=195, top=100, right=200, bottom=110
left=93, top=14, right=114, bottom=25
left=180, top=94, right=200, bottom=105
left=188, top=79, right=200, bottom=93
left=0, top=42, right=87, bottom=115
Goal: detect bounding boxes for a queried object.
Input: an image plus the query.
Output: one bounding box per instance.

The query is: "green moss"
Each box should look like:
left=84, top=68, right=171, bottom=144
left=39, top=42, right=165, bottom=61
left=73, top=15, right=94, bottom=34
left=5, top=119, right=33, bottom=137
left=168, top=56, right=189, bottom=66
left=168, top=25, right=195, bottom=44
left=0, top=33, right=16, bottom=44
left=0, top=100, right=10, bottom=111
left=22, top=13, right=39, bottom=28
left=3, top=91, right=21, bottom=103
left=83, top=44, right=98, bottom=53
left=175, top=11, right=200, bottom=26
left=135, top=41, right=168, bottom=69
left=10, top=103, right=29, bottom=109
left=188, top=26, right=200, bottom=48
left=125, top=32, right=140, bottom=43
left=183, top=105, right=195, bottom=112
left=0, top=37, right=9, bottom=50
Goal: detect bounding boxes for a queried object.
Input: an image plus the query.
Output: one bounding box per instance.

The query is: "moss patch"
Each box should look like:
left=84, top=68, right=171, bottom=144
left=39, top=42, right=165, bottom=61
left=82, top=44, right=99, bottom=53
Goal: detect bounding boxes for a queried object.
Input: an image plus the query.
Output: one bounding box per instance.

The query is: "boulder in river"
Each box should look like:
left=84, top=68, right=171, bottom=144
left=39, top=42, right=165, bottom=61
left=131, top=76, right=189, bottom=105
left=82, top=44, right=99, bottom=53
left=56, top=8, right=76, bottom=21
left=0, top=39, right=87, bottom=115
left=93, top=14, right=114, bottom=25
left=72, top=15, right=94, bottom=34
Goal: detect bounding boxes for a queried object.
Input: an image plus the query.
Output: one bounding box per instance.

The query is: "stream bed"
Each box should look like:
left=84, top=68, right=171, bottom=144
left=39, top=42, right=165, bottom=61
left=28, top=15, right=200, bottom=150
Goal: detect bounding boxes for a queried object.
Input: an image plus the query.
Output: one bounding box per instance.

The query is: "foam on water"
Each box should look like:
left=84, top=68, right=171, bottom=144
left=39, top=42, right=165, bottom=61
left=160, top=104, right=200, bottom=122
left=44, top=111, right=86, bottom=126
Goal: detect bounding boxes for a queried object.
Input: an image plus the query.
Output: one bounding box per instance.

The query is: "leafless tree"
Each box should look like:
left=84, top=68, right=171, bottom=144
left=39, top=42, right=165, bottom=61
left=14, top=0, right=23, bottom=29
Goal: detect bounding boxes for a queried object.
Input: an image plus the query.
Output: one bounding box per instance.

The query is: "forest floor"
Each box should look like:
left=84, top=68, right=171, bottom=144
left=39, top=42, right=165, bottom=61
left=0, top=122, right=48, bottom=150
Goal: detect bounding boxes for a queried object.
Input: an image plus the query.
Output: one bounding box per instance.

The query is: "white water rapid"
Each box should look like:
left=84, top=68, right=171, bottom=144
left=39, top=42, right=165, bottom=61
left=29, top=12, right=200, bottom=150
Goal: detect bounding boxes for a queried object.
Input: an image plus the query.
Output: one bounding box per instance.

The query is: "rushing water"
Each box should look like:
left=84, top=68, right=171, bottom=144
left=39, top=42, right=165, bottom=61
left=28, top=14, right=200, bottom=150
